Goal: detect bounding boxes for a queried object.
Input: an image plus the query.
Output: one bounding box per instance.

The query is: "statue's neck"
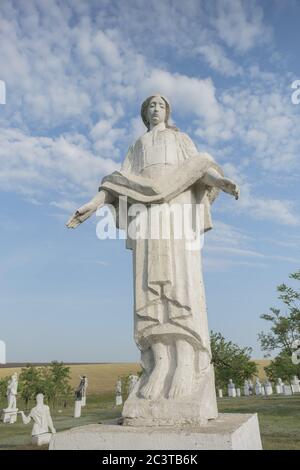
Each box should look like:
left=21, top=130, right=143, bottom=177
left=149, top=122, right=166, bottom=131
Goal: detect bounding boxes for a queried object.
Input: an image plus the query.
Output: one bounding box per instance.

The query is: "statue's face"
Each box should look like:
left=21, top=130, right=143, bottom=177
left=36, top=393, right=44, bottom=404
left=147, top=96, right=166, bottom=128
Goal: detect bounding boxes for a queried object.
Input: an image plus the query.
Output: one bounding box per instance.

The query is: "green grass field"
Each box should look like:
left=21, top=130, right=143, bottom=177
left=218, top=395, right=300, bottom=450
left=1, top=393, right=300, bottom=450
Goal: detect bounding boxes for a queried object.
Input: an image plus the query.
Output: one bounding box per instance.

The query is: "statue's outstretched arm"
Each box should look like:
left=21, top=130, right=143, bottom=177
left=202, top=167, right=240, bottom=200
left=66, top=189, right=115, bottom=229
left=19, top=411, right=31, bottom=425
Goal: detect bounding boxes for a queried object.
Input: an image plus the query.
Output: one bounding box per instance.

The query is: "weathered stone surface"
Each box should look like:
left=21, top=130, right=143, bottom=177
left=50, top=413, right=262, bottom=450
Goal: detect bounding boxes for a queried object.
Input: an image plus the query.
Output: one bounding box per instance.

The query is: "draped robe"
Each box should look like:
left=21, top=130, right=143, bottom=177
left=100, top=122, right=223, bottom=404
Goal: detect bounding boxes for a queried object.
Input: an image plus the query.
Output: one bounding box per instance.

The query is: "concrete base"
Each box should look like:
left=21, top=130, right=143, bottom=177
left=49, top=413, right=262, bottom=450
left=1, top=408, right=18, bottom=424
left=74, top=400, right=81, bottom=418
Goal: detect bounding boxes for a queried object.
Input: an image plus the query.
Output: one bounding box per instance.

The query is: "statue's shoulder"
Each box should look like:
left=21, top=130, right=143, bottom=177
left=177, top=130, right=196, bottom=145
left=135, top=130, right=149, bottom=144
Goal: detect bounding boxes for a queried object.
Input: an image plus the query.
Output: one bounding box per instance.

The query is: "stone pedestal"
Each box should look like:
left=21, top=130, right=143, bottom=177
left=122, top=376, right=218, bottom=427
left=1, top=408, right=18, bottom=424
left=74, top=400, right=82, bottom=418
left=49, top=413, right=262, bottom=450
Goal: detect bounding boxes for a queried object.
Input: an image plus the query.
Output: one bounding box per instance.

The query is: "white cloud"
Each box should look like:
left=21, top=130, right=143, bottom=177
left=0, top=0, right=298, bottom=232
left=197, top=44, right=243, bottom=77
left=50, top=200, right=79, bottom=213
left=203, top=257, right=268, bottom=272
left=206, top=245, right=265, bottom=258
left=211, top=0, right=272, bottom=52
left=0, top=128, right=119, bottom=198
left=220, top=163, right=300, bottom=226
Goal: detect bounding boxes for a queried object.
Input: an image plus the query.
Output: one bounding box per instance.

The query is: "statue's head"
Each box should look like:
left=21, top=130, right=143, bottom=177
left=141, top=94, right=171, bottom=130
left=12, top=372, right=17, bottom=380
left=36, top=393, right=44, bottom=404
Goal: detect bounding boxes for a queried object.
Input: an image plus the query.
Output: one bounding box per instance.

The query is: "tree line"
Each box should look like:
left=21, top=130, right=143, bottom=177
left=0, top=361, right=71, bottom=409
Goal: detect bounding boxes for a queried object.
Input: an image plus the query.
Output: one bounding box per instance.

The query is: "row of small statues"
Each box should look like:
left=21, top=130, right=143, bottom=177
left=1, top=373, right=55, bottom=447
left=1, top=373, right=90, bottom=445
left=220, top=376, right=300, bottom=398
left=0, top=372, right=138, bottom=436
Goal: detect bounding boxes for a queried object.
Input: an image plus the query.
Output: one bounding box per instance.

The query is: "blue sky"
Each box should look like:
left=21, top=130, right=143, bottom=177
left=0, top=0, right=300, bottom=362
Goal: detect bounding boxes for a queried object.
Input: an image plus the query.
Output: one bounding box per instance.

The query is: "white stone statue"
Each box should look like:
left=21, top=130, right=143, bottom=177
left=243, top=380, right=250, bottom=396
left=248, top=379, right=254, bottom=395
left=6, top=372, right=18, bottom=409
left=128, top=375, right=139, bottom=395
left=73, top=376, right=87, bottom=417
left=291, top=375, right=300, bottom=394
left=264, top=380, right=273, bottom=396
left=275, top=378, right=284, bottom=394
left=228, top=379, right=236, bottom=398
left=115, top=378, right=123, bottom=406
left=255, top=378, right=262, bottom=396
left=20, top=393, right=56, bottom=446
left=76, top=375, right=88, bottom=406
left=283, top=384, right=293, bottom=396
left=1, top=372, right=18, bottom=424
left=66, top=94, right=240, bottom=425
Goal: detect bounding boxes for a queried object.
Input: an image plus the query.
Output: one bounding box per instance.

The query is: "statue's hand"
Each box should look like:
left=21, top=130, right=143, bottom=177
left=218, top=178, right=240, bottom=200
left=66, top=202, right=95, bottom=229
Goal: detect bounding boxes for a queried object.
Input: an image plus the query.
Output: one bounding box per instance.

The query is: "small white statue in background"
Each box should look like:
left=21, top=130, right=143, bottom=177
left=228, top=379, right=236, bottom=398
left=255, top=378, right=262, bottom=396
left=1, top=372, right=19, bottom=424
left=244, top=380, right=250, bottom=396
left=6, top=372, right=18, bottom=410
left=115, top=378, right=123, bottom=406
left=276, top=378, right=284, bottom=394
left=20, top=393, right=56, bottom=446
left=76, top=375, right=88, bottom=406
left=264, top=380, right=273, bottom=396
left=291, top=375, right=300, bottom=394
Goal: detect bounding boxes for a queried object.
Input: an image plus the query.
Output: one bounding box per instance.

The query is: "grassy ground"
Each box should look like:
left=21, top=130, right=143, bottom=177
left=218, top=395, right=300, bottom=450
left=1, top=393, right=300, bottom=450
left=0, top=392, right=120, bottom=450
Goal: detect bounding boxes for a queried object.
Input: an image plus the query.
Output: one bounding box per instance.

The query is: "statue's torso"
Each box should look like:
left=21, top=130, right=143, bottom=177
left=132, top=128, right=186, bottom=178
